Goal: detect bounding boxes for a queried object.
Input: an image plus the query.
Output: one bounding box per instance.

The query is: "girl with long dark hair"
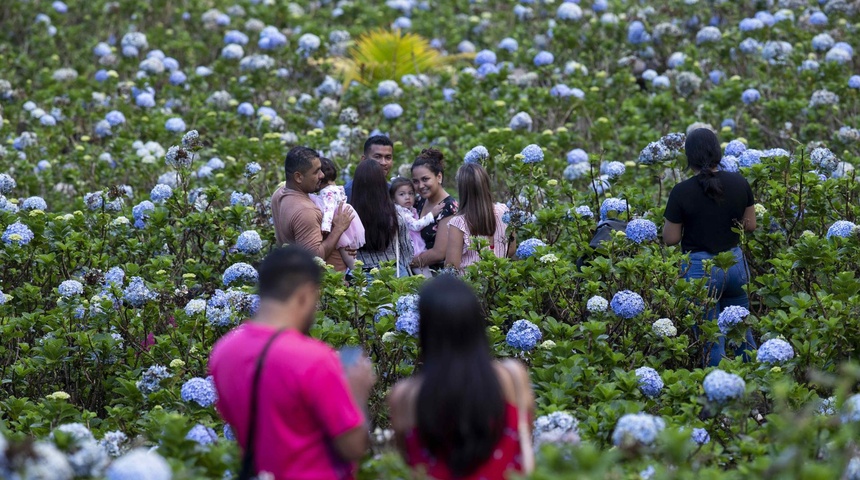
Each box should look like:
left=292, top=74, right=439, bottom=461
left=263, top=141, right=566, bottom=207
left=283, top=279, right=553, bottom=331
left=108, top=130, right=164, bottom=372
left=663, top=128, right=758, bottom=366
left=388, top=275, right=535, bottom=479
left=351, top=160, right=412, bottom=276
left=446, top=163, right=516, bottom=270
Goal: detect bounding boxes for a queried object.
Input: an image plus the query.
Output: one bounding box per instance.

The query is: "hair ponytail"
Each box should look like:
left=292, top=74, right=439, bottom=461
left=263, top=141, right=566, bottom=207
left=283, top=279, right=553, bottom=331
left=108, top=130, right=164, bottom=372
left=697, top=168, right=723, bottom=202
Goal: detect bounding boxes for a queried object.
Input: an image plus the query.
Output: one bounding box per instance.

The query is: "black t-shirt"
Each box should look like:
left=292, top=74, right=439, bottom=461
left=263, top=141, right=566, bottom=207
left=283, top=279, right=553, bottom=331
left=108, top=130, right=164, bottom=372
left=664, top=172, right=754, bottom=254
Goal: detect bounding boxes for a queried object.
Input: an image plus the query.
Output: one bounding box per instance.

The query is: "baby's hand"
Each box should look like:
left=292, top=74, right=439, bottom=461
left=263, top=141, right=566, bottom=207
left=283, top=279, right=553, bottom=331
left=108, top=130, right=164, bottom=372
left=431, top=202, right=445, bottom=218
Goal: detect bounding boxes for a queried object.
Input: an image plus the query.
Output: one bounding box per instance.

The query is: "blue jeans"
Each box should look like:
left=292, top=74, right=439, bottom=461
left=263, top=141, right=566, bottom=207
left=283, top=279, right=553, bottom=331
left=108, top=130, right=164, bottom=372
left=683, top=246, right=757, bottom=367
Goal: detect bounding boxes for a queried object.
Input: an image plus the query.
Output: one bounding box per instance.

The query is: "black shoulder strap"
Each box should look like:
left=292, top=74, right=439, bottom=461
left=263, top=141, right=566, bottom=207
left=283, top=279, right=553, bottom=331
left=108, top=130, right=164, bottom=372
left=238, top=327, right=287, bottom=480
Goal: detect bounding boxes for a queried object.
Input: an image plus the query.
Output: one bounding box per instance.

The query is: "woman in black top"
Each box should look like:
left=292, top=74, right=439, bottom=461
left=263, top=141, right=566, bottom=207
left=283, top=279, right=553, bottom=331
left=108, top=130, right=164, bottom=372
left=410, top=149, right=459, bottom=272
left=663, top=128, right=757, bottom=367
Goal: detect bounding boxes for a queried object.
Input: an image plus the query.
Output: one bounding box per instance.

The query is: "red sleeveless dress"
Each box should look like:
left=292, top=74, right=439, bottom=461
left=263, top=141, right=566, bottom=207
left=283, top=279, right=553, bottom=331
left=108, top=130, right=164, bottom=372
left=404, top=403, right=524, bottom=480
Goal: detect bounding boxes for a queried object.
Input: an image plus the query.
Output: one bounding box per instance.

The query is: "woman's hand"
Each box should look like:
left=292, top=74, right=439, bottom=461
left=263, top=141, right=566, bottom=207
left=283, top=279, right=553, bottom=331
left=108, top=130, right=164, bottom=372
left=431, top=202, right=445, bottom=218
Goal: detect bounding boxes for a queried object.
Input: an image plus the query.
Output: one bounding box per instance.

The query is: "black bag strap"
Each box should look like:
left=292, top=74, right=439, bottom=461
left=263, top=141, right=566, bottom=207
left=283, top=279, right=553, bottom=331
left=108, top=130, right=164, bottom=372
left=238, top=327, right=288, bottom=480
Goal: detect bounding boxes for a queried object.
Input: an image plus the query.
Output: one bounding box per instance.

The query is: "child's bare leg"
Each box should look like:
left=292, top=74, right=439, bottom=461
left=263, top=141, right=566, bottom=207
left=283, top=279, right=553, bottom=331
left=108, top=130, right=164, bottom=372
left=339, top=247, right=356, bottom=270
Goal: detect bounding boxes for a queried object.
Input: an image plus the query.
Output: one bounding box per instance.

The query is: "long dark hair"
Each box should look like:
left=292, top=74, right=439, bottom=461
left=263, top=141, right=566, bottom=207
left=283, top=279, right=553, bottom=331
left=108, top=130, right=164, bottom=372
left=685, top=128, right=723, bottom=201
left=456, top=163, right=497, bottom=237
left=416, top=275, right=505, bottom=477
left=351, top=160, right=397, bottom=251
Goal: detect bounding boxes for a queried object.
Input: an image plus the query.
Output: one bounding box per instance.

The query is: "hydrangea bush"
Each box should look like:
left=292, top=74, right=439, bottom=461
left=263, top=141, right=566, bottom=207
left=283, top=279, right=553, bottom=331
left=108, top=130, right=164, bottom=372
left=2, top=0, right=860, bottom=478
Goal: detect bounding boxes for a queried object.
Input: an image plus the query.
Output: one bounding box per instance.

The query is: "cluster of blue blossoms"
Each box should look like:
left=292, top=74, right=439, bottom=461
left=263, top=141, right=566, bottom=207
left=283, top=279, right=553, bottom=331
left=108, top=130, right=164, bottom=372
left=180, top=377, right=218, bottom=407
left=612, top=413, right=665, bottom=447
left=395, top=294, right=420, bottom=336
left=703, top=369, right=746, bottom=403
left=634, top=366, right=664, bottom=398
left=625, top=219, right=658, bottom=244
left=610, top=290, right=645, bottom=319
left=516, top=238, right=546, bottom=258
left=506, top=319, right=542, bottom=351
left=717, top=305, right=750, bottom=334
left=757, top=338, right=795, bottom=364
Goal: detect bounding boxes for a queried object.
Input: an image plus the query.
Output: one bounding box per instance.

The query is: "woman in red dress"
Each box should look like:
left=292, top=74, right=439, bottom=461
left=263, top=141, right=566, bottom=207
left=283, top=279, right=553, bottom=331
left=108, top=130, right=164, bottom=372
left=388, top=275, right=535, bottom=479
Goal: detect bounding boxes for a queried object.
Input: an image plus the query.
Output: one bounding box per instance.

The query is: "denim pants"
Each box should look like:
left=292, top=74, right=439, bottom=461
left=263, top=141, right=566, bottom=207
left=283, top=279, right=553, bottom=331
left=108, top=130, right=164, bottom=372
left=683, top=246, right=757, bottom=367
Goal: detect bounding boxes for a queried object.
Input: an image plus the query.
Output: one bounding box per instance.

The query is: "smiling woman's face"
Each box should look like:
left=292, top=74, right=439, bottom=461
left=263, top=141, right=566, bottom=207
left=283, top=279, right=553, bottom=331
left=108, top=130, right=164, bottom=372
left=412, top=165, right=442, bottom=199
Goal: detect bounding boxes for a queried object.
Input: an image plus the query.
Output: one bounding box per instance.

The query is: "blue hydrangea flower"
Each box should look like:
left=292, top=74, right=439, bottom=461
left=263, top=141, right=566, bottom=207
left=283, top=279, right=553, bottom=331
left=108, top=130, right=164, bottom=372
left=602, top=161, right=625, bottom=178
left=58, top=280, right=84, bottom=297
left=105, top=111, right=126, bottom=126
left=395, top=310, right=420, bottom=336
left=612, top=413, right=665, bottom=447
left=106, top=449, right=171, bottom=480
left=245, top=162, right=262, bottom=177
left=709, top=70, right=724, bottom=84
left=573, top=205, right=593, bottom=218
left=850, top=76, right=860, bottom=89
left=696, top=26, right=722, bottom=45
left=2, top=221, right=35, bottom=245
left=135, top=93, right=155, bottom=108
left=0, top=173, right=16, bottom=194
left=841, top=394, right=860, bottom=424
left=223, top=262, right=258, bottom=286
left=39, top=115, right=56, bottom=126
left=149, top=184, right=173, bottom=203
left=377, top=80, right=400, bottom=97
left=236, top=230, right=263, bottom=254
left=717, top=305, right=750, bottom=334
left=136, top=364, right=171, bottom=395
left=812, top=33, right=835, bottom=51
left=556, top=2, right=582, bottom=20
left=395, top=294, right=419, bottom=315
left=520, top=144, right=544, bottom=163
left=567, top=149, right=588, bottom=164
left=165, top=117, right=186, bottom=132
left=691, top=428, right=710, bottom=445
left=464, top=146, right=489, bottom=164
left=475, top=49, right=497, bottom=66
left=104, top=267, right=124, bottom=287
left=635, top=367, right=664, bottom=398
left=586, top=296, right=608, bottom=312
left=739, top=18, right=764, bottom=31
left=186, top=424, right=218, bottom=445
left=811, top=147, right=838, bottom=174
left=703, top=369, right=745, bottom=403
left=498, top=37, right=518, bottom=52
left=223, top=424, right=235, bottom=441
left=132, top=201, right=155, bottom=229
left=599, top=198, right=628, bottom=221
left=94, top=120, right=112, bottom=138
left=827, top=220, right=856, bottom=239
left=123, top=277, right=155, bottom=307
left=374, top=306, right=395, bottom=322
left=21, top=196, right=47, bottom=211
left=181, top=377, right=218, bottom=407
left=757, top=338, right=794, bottom=364
left=509, top=111, right=533, bottom=130
left=742, top=89, right=761, bottom=104
left=533, top=51, right=554, bottom=66
left=563, top=163, right=589, bottom=181
left=382, top=103, right=404, bottom=120
left=808, top=11, right=827, bottom=25
left=725, top=140, right=747, bottom=157
left=506, top=319, right=542, bottom=351
left=738, top=149, right=763, bottom=167
left=638, top=141, right=671, bottom=165
left=626, top=219, right=658, bottom=244
left=516, top=238, right=546, bottom=258
left=627, top=21, right=650, bottom=44
left=184, top=299, right=206, bottom=316
left=610, top=290, right=645, bottom=318
left=230, top=191, right=254, bottom=207
left=719, top=156, right=739, bottom=172
left=237, top=102, right=255, bottom=116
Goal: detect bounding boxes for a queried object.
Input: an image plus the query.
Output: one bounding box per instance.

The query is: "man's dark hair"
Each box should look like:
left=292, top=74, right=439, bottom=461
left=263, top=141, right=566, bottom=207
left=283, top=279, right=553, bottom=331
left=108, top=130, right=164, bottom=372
left=257, top=246, right=322, bottom=301
left=363, top=135, right=394, bottom=156
left=319, top=157, right=337, bottom=184
left=284, top=146, right=319, bottom=179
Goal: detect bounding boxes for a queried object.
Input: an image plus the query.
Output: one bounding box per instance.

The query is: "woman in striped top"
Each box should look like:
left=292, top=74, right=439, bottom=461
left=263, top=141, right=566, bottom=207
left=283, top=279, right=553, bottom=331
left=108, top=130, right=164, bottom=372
left=445, top=163, right=516, bottom=271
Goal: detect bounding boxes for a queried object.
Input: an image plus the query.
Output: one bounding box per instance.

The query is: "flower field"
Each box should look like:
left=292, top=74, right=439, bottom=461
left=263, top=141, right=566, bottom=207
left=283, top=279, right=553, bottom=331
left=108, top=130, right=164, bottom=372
left=2, top=0, right=860, bottom=478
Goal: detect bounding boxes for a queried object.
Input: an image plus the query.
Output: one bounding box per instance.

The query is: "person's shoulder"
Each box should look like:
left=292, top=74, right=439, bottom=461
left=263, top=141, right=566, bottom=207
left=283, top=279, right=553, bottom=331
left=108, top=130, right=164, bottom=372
left=210, top=325, right=249, bottom=364
left=719, top=171, right=750, bottom=185
left=494, top=203, right=508, bottom=214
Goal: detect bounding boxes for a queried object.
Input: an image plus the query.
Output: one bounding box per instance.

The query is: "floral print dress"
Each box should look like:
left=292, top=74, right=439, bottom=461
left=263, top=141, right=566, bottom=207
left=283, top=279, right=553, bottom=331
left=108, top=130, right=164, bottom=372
left=414, top=195, right=458, bottom=270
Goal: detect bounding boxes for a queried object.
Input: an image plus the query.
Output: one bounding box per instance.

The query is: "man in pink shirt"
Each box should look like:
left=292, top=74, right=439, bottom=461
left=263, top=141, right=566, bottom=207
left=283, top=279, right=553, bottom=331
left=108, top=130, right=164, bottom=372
left=210, top=246, right=375, bottom=480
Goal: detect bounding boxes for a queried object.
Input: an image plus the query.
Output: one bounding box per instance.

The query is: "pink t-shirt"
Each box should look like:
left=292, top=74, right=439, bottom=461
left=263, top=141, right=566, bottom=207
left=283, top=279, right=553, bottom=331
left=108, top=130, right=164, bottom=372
left=209, top=323, right=364, bottom=480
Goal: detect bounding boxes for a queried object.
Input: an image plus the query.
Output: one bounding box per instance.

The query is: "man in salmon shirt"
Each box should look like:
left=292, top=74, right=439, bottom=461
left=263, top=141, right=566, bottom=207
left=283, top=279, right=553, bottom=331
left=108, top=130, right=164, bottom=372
left=209, top=246, right=376, bottom=479
left=271, top=146, right=354, bottom=272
